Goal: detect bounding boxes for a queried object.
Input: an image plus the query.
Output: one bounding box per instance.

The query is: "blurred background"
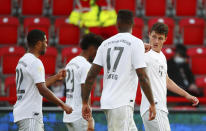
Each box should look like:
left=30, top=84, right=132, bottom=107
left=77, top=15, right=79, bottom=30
left=0, top=0, right=206, bottom=130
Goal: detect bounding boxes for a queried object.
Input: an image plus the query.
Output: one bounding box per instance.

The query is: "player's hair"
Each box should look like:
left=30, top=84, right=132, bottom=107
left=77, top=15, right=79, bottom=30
left=80, top=33, right=103, bottom=50
left=117, top=10, right=134, bottom=32
left=150, top=22, right=168, bottom=37
left=27, top=29, right=46, bottom=48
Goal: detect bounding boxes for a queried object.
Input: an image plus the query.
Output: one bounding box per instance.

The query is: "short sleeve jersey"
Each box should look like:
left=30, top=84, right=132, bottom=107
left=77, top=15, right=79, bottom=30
left=93, top=33, right=146, bottom=109
left=140, top=50, right=168, bottom=116
left=13, top=53, right=45, bottom=122
left=63, top=56, right=91, bottom=122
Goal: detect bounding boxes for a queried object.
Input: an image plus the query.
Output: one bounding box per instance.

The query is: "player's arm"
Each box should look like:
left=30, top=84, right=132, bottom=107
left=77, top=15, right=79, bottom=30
left=81, top=83, right=94, bottom=130
left=136, top=68, right=154, bottom=105
left=46, top=69, right=66, bottom=87
left=82, top=64, right=102, bottom=104
left=166, top=74, right=199, bottom=106
left=136, top=68, right=156, bottom=120
left=36, top=82, right=73, bottom=113
left=82, top=64, right=102, bottom=120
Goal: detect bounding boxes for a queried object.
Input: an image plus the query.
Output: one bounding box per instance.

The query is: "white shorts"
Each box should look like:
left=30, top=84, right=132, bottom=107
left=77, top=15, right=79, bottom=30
left=16, top=116, right=44, bottom=131
left=65, top=118, right=94, bottom=131
left=104, top=105, right=138, bottom=131
left=142, top=109, right=171, bottom=131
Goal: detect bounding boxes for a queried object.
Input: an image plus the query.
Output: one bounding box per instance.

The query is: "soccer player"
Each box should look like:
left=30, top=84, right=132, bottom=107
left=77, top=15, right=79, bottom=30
left=13, top=29, right=73, bottom=131
left=82, top=10, right=156, bottom=131
left=63, top=33, right=103, bottom=131
left=140, top=22, right=199, bottom=131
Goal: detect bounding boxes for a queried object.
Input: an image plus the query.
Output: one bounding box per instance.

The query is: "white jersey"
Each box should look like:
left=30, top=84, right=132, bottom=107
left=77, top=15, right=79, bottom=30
left=93, top=33, right=146, bottom=109
left=63, top=56, right=91, bottom=122
left=140, top=50, right=168, bottom=116
left=13, top=53, right=45, bottom=122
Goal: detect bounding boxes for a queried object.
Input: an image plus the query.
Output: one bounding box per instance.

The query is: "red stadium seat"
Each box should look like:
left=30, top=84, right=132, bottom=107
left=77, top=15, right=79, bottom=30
left=0, top=17, right=19, bottom=45
left=0, top=0, right=12, bottom=15
left=51, top=0, right=74, bottom=16
left=61, top=47, right=81, bottom=66
left=55, top=17, right=80, bottom=45
left=20, top=0, right=44, bottom=15
left=187, top=47, right=206, bottom=75
left=196, top=76, right=206, bottom=96
left=24, top=17, right=50, bottom=41
left=179, top=18, right=205, bottom=45
left=162, top=47, right=174, bottom=60
left=89, top=26, right=118, bottom=39
left=115, top=0, right=136, bottom=14
left=144, top=0, right=167, bottom=16
left=174, top=0, right=197, bottom=16
left=1, top=46, right=25, bottom=75
left=4, top=76, right=16, bottom=104
left=148, top=17, right=175, bottom=45
left=132, top=18, right=144, bottom=39
left=100, top=26, right=118, bottom=39
left=39, top=47, right=57, bottom=75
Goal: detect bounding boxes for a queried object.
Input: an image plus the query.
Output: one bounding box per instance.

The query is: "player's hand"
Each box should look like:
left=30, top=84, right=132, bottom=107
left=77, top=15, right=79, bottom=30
left=185, top=94, right=199, bottom=106
left=56, top=69, right=66, bottom=80
left=87, top=117, right=94, bottom=131
left=144, top=43, right=151, bottom=53
left=82, top=103, right=92, bottom=121
left=62, top=104, right=73, bottom=114
left=149, top=104, right=156, bottom=121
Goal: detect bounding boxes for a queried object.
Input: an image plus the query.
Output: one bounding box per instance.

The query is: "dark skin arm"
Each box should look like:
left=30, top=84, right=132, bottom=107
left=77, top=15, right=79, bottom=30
left=81, top=83, right=94, bottom=130
left=82, top=64, right=102, bottom=104
left=82, top=64, right=102, bottom=120
left=46, top=69, right=66, bottom=87
left=136, top=67, right=156, bottom=120
left=36, top=82, right=73, bottom=114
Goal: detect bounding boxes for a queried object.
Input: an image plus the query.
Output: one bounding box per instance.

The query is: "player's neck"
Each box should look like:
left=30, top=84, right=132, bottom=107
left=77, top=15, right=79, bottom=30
left=28, top=49, right=40, bottom=58
left=79, top=52, right=89, bottom=61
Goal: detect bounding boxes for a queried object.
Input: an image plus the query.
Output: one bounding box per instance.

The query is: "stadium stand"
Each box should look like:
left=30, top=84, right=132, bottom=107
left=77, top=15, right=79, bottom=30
left=1, top=46, right=25, bottom=75
left=114, top=0, right=136, bottom=14
left=4, top=76, right=16, bottom=104
left=187, top=47, right=206, bottom=75
left=179, top=18, right=205, bottom=45
left=20, top=0, right=45, bottom=15
left=174, top=0, right=197, bottom=16
left=54, top=17, right=80, bottom=45
left=51, top=0, right=74, bottom=16
left=23, top=17, right=50, bottom=42
left=132, top=18, right=144, bottom=39
left=148, top=17, right=175, bottom=45
left=39, top=47, right=57, bottom=75
left=0, top=0, right=12, bottom=15
left=196, top=76, right=206, bottom=96
left=0, top=0, right=206, bottom=108
left=162, top=47, right=174, bottom=60
left=0, top=17, right=19, bottom=45
left=144, top=0, right=167, bottom=16
left=61, top=47, right=81, bottom=66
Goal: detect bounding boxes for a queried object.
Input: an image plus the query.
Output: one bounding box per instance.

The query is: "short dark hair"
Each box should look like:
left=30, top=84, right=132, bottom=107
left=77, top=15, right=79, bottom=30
left=27, top=29, right=46, bottom=48
left=80, top=33, right=103, bottom=50
left=150, top=22, right=168, bottom=37
left=175, top=44, right=188, bottom=58
left=117, top=10, right=134, bottom=25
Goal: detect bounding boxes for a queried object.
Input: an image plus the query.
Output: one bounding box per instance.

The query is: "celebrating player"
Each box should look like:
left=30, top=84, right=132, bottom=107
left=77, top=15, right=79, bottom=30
left=13, top=29, right=73, bottom=131
left=82, top=10, right=156, bottom=131
left=140, top=22, right=199, bottom=131
left=63, top=33, right=103, bottom=131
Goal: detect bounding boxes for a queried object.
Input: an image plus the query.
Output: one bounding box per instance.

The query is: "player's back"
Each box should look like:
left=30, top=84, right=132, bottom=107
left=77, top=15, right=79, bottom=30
left=63, top=56, right=91, bottom=122
left=93, top=33, right=146, bottom=109
left=13, top=53, right=45, bottom=122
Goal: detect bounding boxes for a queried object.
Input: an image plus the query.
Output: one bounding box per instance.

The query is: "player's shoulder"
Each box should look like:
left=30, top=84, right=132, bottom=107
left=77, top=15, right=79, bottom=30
left=65, top=56, right=90, bottom=69
left=20, top=53, right=42, bottom=65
